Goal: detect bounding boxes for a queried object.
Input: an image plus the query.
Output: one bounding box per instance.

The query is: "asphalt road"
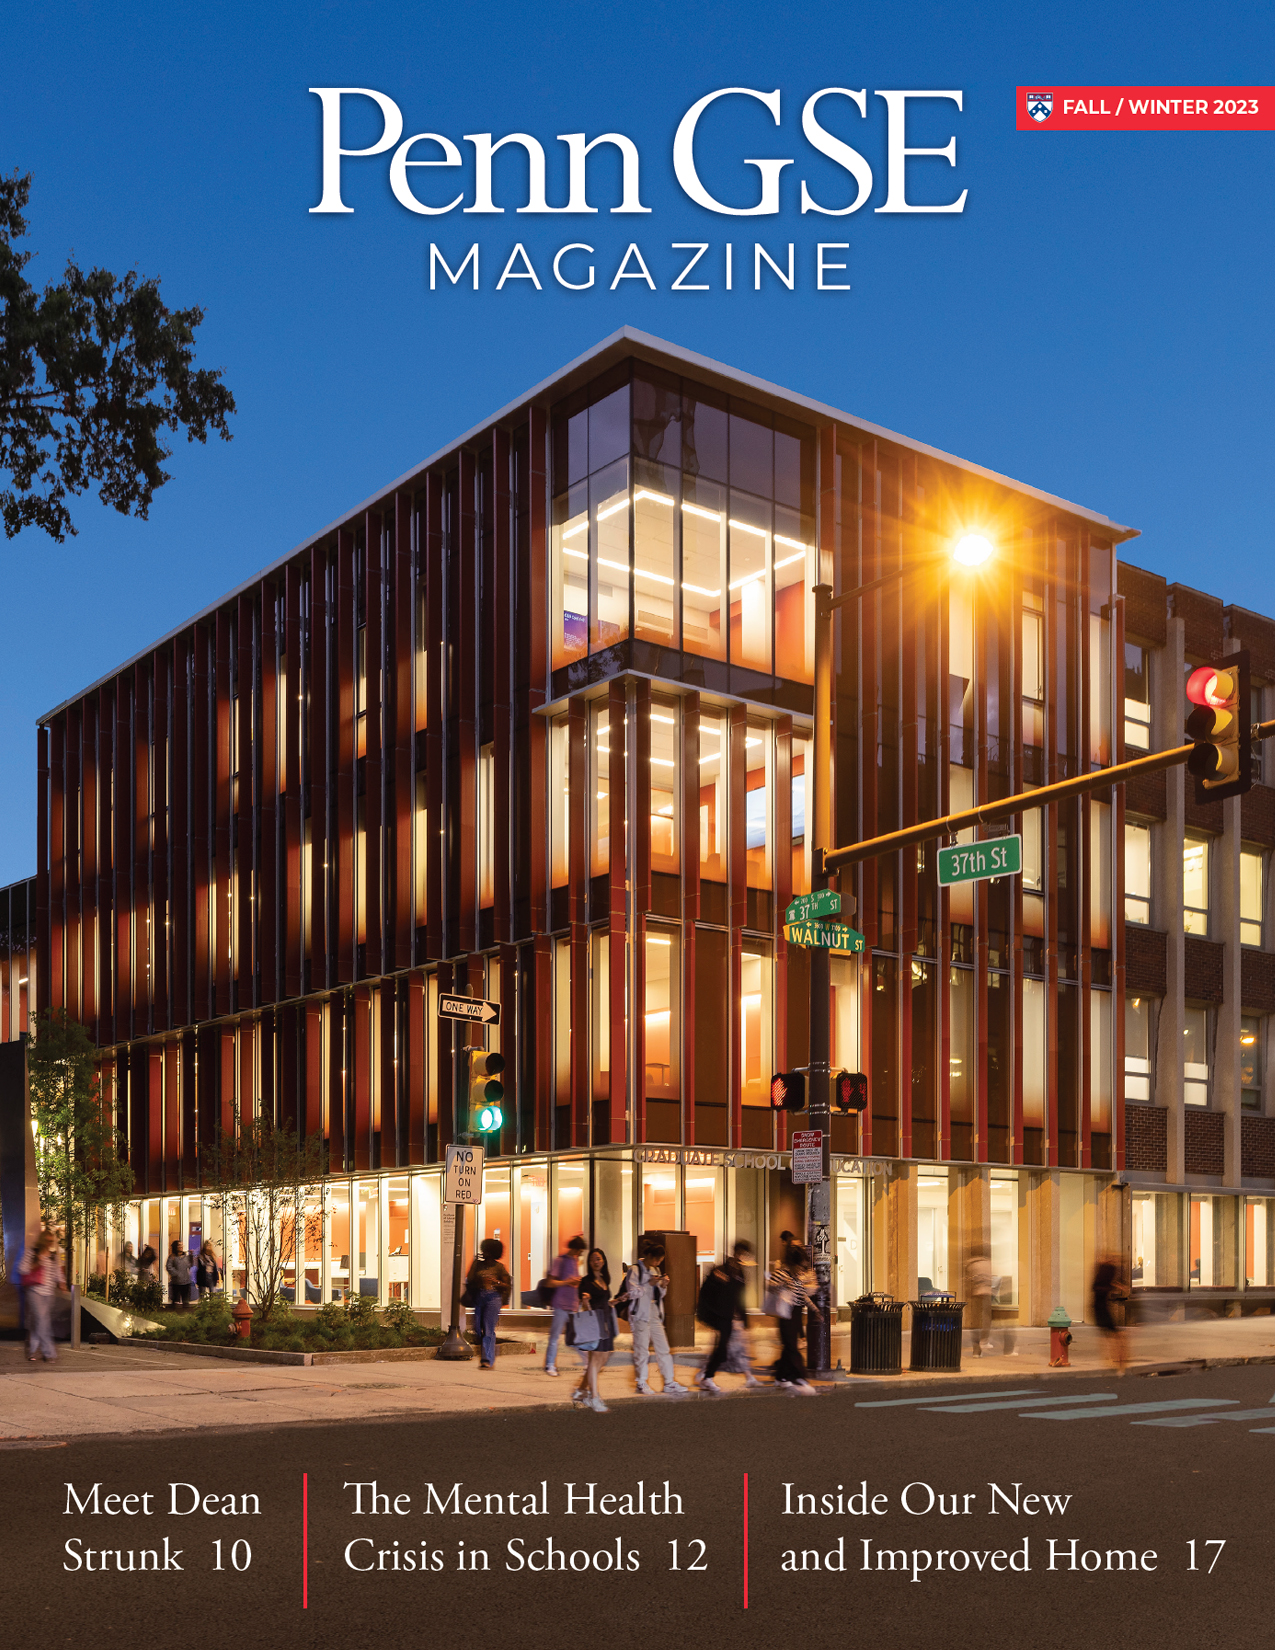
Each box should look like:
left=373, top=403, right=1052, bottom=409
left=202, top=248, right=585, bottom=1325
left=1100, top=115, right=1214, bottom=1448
left=3, top=1362, right=1271, bottom=1650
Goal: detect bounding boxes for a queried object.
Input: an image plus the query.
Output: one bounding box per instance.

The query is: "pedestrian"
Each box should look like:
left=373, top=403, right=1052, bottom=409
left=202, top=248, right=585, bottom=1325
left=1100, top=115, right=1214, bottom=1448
left=964, top=1247, right=995, bottom=1357
left=570, top=1248, right=617, bottom=1413
left=137, top=1245, right=157, bottom=1281
left=697, top=1239, right=762, bottom=1395
left=194, top=1242, right=221, bottom=1301
left=765, top=1241, right=821, bottom=1394
left=465, top=1238, right=513, bottom=1369
left=166, top=1240, right=193, bottom=1309
left=119, top=1241, right=138, bottom=1278
left=622, top=1241, right=687, bottom=1396
left=543, top=1234, right=588, bottom=1377
left=1092, top=1255, right=1128, bottom=1375
left=18, top=1229, right=67, bottom=1363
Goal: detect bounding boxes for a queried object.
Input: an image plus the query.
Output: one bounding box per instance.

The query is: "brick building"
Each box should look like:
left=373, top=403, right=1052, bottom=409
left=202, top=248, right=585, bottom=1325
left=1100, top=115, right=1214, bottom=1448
left=32, top=329, right=1142, bottom=1325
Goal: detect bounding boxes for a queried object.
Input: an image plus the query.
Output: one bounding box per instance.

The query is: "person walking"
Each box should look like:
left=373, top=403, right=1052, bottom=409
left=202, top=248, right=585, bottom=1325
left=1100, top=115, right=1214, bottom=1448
left=137, top=1245, right=157, bottom=1282
left=964, top=1247, right=995, bottom=1357
left=465, top=1238, right=513, bottom=1369
left=119, top=1241, right=138, bottom=1278
left=623, top=1241, right=686, bottom=1395
left=18, top=1230, right=67, bottom=1363
left=766, top=1241, right=821, bottom=1394
left=166, top=1240, right=193, bottom=1309
left=544, top=1234, right=587, bottom=1377
left=570, top=1248, right=617, bottom=1413
left=698, top=1239, right=762, bottom=1395
left=1092, top=1255, right=1128, bottom=1375
left=194, top=1242, right=221, bottom=1301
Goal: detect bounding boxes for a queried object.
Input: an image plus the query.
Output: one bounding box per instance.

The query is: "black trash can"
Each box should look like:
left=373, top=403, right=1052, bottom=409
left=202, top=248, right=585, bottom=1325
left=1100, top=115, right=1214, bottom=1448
left=909, top=1295, right=965, bottom=1371
left=849, top=1293, right=905, bottom=1374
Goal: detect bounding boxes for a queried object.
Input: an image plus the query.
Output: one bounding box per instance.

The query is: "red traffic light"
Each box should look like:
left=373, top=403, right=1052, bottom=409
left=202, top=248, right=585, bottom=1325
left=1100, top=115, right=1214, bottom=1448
left=770, top=1072, right=806, bottom=1112
left=1184, top=651, right=1250, bottom=802
left=834, top=1071, right=868, bottom=1113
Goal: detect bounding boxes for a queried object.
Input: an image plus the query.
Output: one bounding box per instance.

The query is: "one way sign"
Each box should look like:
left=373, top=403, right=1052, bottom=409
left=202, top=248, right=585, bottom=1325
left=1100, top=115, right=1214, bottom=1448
left=438, top=995, right=501, bottom=1026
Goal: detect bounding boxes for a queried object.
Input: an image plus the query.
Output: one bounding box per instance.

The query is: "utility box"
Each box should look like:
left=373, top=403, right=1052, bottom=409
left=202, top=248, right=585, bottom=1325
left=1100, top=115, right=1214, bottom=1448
left=642, top=1229, right=697, bottom=1348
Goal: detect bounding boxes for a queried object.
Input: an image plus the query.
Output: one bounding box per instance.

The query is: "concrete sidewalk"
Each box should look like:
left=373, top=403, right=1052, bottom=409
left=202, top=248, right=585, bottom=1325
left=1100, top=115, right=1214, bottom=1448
left=3, top=1315, right=1274, bottom=1441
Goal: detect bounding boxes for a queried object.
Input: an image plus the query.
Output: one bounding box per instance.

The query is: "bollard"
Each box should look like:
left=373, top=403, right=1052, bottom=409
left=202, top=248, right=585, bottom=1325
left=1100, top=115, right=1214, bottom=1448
left=1047, top=1305, right=1072, bottom=1367
left=232, top=1298, right=254, bottom=1341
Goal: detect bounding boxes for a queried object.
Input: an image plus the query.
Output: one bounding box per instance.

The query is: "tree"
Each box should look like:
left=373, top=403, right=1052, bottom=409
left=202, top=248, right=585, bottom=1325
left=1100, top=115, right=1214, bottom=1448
left=28, top=1010, right=133, bottom=1289
left=200, top=1101, right=328, bottom=1323
left=0, top=170, right=235, bottom=542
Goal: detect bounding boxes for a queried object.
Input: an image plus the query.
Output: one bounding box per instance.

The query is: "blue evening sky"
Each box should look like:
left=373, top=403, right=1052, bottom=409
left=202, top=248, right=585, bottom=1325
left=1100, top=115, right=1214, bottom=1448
left=1, top=1, right=1272, bottom=882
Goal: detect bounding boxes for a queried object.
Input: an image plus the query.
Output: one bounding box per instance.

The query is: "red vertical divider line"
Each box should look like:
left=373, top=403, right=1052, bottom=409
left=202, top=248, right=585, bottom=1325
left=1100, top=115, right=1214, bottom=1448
left=302, top=1471, right=308, bottom=1609
left=742, top=1472, right=749, bottom=1609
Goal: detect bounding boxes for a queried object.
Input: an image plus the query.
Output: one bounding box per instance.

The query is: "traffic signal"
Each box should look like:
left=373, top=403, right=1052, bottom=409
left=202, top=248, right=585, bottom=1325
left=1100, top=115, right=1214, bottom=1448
left=467, top=1049, right=506, bottom=1133
left=1185, top=650, right=1250, bottom=803
left=769, top=1071, right=806, bottom=1112
left=833, top=1071, right=868, bottom=1114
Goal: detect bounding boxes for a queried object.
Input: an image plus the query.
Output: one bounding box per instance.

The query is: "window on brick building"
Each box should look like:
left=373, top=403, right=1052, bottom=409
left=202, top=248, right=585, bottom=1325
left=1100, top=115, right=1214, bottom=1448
left=1183, top=836, right=1210, bottom=936
left=1125, top=994, right=1152, bottom=1101
left=1183, top=1005, right=1210, bottom=1106
left=1125, top=823, right=1151, bottom=924
left=1124, top=641, right=1151, bottom=751
left=1241, top=847, right=1264, bottom=948
left=1241, top=1016, right=1263, bottom=1110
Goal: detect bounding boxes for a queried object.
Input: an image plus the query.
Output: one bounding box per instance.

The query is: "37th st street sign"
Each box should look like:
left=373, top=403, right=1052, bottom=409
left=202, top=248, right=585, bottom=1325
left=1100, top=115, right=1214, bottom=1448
left=936, top=834, right=1023, bottom=887
left=785, top=889, right=842, bottom=925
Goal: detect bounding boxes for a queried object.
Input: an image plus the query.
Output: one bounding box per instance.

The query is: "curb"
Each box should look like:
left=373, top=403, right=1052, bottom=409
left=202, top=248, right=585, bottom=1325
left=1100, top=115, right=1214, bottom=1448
left=118, top=1336, right=538, bottom=1367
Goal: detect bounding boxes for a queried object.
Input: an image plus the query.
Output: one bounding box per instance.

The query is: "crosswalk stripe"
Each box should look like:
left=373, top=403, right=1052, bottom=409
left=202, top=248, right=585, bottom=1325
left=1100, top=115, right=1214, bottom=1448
left=1132, top=1409, right=1275, bottom=1427
left=1026, top=1399, right=1240, bottom=1421
left=921, top=1394, right=1117, bottom=1414
left=856, top=1390, right=1038, bottom=1409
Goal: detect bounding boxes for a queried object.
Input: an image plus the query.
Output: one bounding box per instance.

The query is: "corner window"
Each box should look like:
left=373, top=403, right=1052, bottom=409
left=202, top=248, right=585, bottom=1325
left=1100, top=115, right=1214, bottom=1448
left=1125, top=994, right=1152, bottom=1101
left=1183, top=836, right=1209, bottom=936
left=1123, top=641, right=1151, bottom=751
left=1125, top=822, right=1151, bottom=924
left=1241, top=847, right=1264, bottom=948
left=1183, top=1006, right=1210, bottom=1107
left=1241, top=1016, right=1263, bottom=1110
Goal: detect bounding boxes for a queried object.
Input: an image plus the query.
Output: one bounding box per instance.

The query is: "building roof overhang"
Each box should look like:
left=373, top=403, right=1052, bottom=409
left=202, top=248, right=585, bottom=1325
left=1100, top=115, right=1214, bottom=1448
left=39, top=325, right=1140, bottom=723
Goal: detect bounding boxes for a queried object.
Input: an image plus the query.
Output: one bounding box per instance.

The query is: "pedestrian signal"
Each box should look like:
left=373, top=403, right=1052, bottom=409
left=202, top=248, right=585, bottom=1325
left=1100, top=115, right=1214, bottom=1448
left=468, top=1049, right=506, bottom=1134
left=833, top=1071, right=868, bottom=1113
left=769, top=1072, right=806, bottom=1112
left=1185, top=651, right=1250, bottom=803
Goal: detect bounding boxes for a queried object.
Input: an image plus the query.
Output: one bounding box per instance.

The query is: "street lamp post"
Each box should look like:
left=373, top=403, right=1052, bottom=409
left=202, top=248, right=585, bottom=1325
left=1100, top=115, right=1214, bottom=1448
left=806, top=536, right=994, bottom=1377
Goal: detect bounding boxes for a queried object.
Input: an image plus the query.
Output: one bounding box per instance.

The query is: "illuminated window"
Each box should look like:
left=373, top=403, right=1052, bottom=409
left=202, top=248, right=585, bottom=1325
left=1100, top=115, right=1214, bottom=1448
left=549, top=718, right=569, bottom=892
left=773, top=509, right=814, bottom=685
left=740, top=943, right=773, bottom=1107
left=478, top=744, right=494, bottom=910
left=1021, top=591, right=1044, bottom=750
left=633, top=466, right=678, bottom=648
left=681, top=482, right=726, bottom=661
left=645, top=927, right=680, bottom=1103
left=1124, top=641, right=1150, bottom=751
left=649, top=699, right=679, bottom=876
left=728, top=501, right=772, bottom=674
left=591, top=702, right=610, bottom=879
left=1125, top=822, right=1151, bottom=924
left=1241, top=1015, right=1263, bottom=1110
left=745, top=725, right=771, bottom=892
left=1241, top=847, right=1264, bottom=948
left=698, top=710, right=728, bottom=922
left=950, top=582, right=975, bottom=766
left=1184, top=1006, right=1210, bottom=1107
left=1125, top=995, right=1152, bottom=1101
left=791, top=734, right=811, bottom=897
left=1183, top=836, right=1209, bottom=936
left=591, top=460, right=630, bottom=653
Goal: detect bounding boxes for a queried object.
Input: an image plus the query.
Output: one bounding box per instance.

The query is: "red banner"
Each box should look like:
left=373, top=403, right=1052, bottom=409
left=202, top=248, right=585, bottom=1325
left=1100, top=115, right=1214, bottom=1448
left=1017, top=86, right=1275, bottom=131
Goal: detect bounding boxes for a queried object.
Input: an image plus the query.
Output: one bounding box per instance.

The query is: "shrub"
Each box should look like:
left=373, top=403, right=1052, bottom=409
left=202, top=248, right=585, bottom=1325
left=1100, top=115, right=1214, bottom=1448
left=316, top=1300, right=346, bottom=1334
left=87, top=1272, right=107, bottom=1298
left=382, top=1298, right=418, bottom=1335
left=345, top=1294, right=377, bottom=1329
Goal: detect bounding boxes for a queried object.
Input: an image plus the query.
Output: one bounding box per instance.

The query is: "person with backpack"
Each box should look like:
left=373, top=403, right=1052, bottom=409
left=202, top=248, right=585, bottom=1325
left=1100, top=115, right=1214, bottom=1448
left=18, top=1229, right=67, bottom=1363
left=697, top=1239, right=762, bottom=1395
left=543, top=1234, right=588, bottom=1377
left=765, top=1241, right=822, bottom=1394
left=621, top=1241, right=687, bottom=1396
left=195, top=1241, right=221, bottom=1300
left=464, top=1238, right=513, bottom=1369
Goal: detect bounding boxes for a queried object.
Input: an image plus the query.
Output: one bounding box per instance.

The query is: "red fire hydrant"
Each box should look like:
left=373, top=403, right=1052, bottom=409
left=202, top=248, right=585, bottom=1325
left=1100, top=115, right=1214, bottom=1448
left=232, top=1299, right=254, bottom=1341
left=1048, top=1306, right=1072, bottom=1367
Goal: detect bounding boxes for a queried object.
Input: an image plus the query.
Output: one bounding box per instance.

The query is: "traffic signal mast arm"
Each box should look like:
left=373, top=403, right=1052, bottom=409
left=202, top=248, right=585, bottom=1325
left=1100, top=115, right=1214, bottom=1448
left=822, top=726, right=1275, bottom=875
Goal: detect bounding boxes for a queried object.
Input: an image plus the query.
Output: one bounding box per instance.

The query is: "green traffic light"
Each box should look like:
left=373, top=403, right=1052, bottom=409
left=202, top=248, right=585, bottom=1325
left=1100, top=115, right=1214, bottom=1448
left=477, top=1103, right=503, bottom=1132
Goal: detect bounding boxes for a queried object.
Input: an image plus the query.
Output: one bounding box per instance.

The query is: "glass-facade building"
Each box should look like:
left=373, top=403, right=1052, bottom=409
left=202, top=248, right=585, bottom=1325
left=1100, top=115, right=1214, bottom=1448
left=35, top=330, right=1138, bottom=1324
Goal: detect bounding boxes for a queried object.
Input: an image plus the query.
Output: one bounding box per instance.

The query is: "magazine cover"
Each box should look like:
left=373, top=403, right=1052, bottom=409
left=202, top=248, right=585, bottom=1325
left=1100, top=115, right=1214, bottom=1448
left=2, top=5, right=1272, bottom=1647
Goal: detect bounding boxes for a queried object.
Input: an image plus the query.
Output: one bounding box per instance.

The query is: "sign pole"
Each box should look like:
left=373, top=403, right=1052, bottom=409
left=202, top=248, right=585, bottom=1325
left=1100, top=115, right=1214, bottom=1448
left=437, top=987, right=475, bottom=1361
left=807, top=580, right=836, bottom=1379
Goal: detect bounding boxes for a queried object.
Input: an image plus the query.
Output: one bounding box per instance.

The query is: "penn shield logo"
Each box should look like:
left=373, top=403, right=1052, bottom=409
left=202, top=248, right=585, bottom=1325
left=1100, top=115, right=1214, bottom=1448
left=1026, top=91, right=1053, bottom=122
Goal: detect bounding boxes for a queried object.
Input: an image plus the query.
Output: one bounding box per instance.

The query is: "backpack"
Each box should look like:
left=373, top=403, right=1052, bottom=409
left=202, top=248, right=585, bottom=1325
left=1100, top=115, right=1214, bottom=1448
left=535, top=1275, right=556, bottom=1308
